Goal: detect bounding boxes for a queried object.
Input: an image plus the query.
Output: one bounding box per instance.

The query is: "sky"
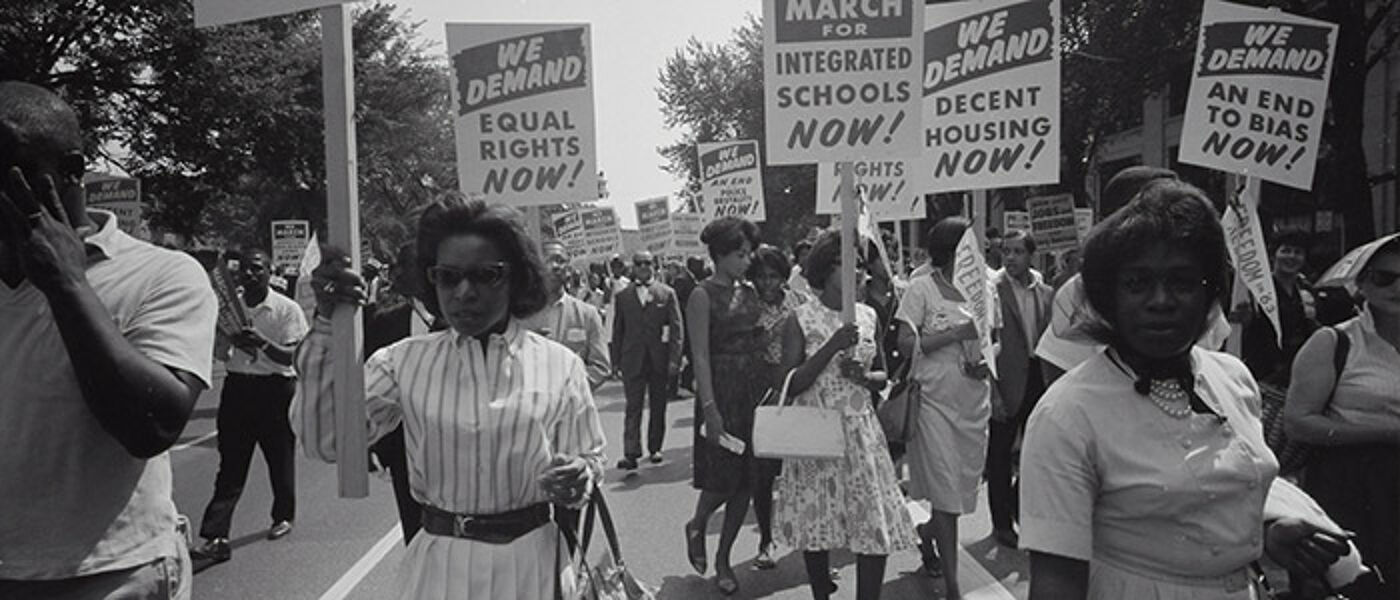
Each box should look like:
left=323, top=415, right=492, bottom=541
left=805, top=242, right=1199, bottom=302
left=392, top=0, right=759, bottom=228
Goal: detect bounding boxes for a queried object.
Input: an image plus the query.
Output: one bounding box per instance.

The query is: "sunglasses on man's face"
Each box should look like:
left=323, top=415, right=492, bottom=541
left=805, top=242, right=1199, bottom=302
left=1364, top=269, right=1400, bottom=288
left=427, top=263, right=509, bottom=289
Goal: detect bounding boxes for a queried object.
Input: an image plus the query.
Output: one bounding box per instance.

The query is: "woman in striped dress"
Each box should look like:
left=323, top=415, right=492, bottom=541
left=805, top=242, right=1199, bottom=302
left=292, top=200, right=607, bottom=600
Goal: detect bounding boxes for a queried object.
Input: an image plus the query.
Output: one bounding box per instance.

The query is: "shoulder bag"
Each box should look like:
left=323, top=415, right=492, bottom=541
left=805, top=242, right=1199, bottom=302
left=876, top=318, right=920, bottom=461
left=1261, top=326, right=1349, bottom=478
left=558, top=492, right=657, bottom=600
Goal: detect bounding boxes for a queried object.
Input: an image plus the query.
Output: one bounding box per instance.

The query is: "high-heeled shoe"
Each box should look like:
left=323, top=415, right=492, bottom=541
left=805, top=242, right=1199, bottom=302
left=752, top=542, right=776, bottom=570
left=715, top=568, right=740, bottom=595
left=916, top=523, right=943, bottom=578
left=684, top=521, right=707, bottom=575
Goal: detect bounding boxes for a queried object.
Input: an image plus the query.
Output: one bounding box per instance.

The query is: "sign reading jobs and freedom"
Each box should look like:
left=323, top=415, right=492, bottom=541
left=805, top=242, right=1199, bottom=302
left=636, top=197, right=672, bottom=255
left=763, top=0, right=925, bottom=164
left=447, top=23, right=598, bottom=206
left=815, top=160, right=928, bottom=221
left=923, top=0, right=1060, bottom=193
left=1027, top=193, right=1077, bottom=252
left=696, top=141, right=766, bottom=221
left=1178, top=0, right=1336, bottom=190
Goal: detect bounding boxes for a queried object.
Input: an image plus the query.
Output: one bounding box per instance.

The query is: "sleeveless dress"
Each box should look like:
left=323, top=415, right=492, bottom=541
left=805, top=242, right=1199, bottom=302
left=772, top=300, right=917, bottom=555
left=691, top=278, right=767, bottom=493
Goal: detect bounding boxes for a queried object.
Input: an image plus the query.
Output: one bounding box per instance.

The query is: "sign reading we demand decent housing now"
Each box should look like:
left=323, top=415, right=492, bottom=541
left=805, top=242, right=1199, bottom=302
left=763, top=0, right=924, bottom=164
left=1178, top=0, right=1336, bottom=191
left=923, top=0, right=1060, bottom=193
left=447, top=24, right=598, bottom=206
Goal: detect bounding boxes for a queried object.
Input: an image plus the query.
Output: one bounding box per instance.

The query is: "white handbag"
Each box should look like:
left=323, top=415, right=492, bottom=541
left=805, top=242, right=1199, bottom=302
left=752, top=369, right=846, bottom=460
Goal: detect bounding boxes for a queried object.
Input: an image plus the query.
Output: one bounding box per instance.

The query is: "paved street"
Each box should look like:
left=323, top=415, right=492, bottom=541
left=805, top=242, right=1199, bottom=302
left=173, top=365, right=1030, bottom=599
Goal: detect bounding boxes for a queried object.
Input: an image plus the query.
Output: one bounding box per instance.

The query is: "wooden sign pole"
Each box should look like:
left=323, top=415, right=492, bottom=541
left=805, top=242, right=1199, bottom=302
left=839, top=162, right=857, bottom=324
left=321, top=4, right=368, bottom=498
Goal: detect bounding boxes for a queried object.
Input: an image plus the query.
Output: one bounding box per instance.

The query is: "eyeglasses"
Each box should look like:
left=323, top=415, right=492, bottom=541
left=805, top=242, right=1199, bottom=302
left=1117, top=273, right=1207, bottom=296
left=427, top=263, right=509, bottom=289
left=633, top=260, right=653, bottom=267
left=1364, top=269, right=1400, bottom=288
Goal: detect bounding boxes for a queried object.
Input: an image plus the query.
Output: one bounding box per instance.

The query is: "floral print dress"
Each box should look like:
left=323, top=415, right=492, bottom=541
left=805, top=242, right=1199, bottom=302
left=772, top=300, right=917, bottom=555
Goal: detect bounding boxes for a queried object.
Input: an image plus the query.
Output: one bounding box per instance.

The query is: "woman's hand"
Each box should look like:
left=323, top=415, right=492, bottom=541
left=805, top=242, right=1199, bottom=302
left=311, top=246, right=368, bottom=317
left=702, top=403, right=727, bottom=444
left=963, top=360, right=992, bottom=380
left=539, top=454, right=591, bottom=505
left=1264, top=518, right=1352, bottom=578
left=824, top=323, right=860, bottom=353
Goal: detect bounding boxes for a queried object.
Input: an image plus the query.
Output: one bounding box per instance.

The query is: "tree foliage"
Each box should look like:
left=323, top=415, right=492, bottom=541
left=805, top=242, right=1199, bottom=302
left=0, top=1, right=457, bottom=257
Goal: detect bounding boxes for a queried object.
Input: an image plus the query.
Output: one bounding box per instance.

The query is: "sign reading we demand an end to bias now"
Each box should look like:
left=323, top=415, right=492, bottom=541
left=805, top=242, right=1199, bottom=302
left=447, top=24, right=598, bottom=206
left=763, top=0, right=924, bottom=164
left=1179, top=0, right=1336, bottom=191
left=923, top=0, right=1060, bottom=193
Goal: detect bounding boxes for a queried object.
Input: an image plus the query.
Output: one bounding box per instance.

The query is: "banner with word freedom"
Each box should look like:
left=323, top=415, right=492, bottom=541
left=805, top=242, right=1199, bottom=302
left=1026, top=193, right=1077, bottom=252
left=669, top=212, right=706, bottom=259
left=635, top=197, right=672, bottom=255
left=953, top=227, right=997, bottom=378
left=575, top=206, right=622, bottom=265
left=447, top=23, right=598, bottom=206
left=696, top=140, right=766, bottom=221
left=84, top=176, right=143, bottom=235
left=763, top=0, right=925, bottom=164
left=271, top=220, right=311, bottom=272
left=1178, top=0, right=1336, bottom=190
left=1223, top=178, right=1281, bottom=346
left=815, top=160, right=928, bottom=221
left=922, top=0, right=1059, bottom=193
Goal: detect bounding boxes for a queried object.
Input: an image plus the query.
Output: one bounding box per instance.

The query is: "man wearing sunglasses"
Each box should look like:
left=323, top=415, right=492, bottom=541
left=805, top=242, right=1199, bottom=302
left=0, top=81, right=217, bottom=599
left=612, top=250, right=684, bottom=471
left=521, top=239, right=611, bottom=389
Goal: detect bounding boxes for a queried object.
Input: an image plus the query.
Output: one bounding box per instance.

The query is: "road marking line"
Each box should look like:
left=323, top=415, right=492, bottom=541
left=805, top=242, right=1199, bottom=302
left=171, top=431, right=218, bottom=452
left=906, top=501, right=1017, bottom=600
left=319, top=525, right=402, bottom=600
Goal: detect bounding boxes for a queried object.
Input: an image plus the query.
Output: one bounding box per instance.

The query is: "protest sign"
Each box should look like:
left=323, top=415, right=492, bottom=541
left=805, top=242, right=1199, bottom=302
left=1003, top=210, right=1029, bottom=233
left=1026, top=193, right=1077, bottom=252
left=636, top=197, right=673, bottom=255
left=1074, top=207, right=1093, bottom=241
left=922, top=0, right=1060, bottom=193
left=552, top=206, right=584, bottom=257
left=84, top=177, right=143, bottom=234
left=1178, top=0, right=1336, bottom=190
left=193, top=0, right=360, bottom=27
left=447, top=23, right=598, bottom=206
left=1222, top=178, right=1281, bottom=346
left=271, top=220, right=311, bottom=272
left=763, top=0, right=925, bottom=164
left=952, top=227, right=997, bottom=378
left=574, top=206, right=622, bottom=265
left=669, top=212, right=706, bottom=258
left=696, top=140, right=766, bottom=221
left=815, top=160, right=928, bottom=221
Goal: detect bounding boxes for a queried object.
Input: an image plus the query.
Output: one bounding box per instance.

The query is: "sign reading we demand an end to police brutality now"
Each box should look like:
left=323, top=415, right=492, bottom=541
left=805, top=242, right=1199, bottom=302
left=763, top=0, right=924, bottom=164
left=696, top=140, right=766, bottom=221
left=447, top=24, right=598, bottom=206
left=1179, top=0, right=1337, bottom=190
left=923, top=0, right=1060, bottom=193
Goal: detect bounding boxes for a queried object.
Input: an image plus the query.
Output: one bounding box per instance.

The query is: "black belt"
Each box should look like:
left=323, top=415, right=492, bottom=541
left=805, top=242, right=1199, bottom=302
left=420, top=503, right=553, bottom=544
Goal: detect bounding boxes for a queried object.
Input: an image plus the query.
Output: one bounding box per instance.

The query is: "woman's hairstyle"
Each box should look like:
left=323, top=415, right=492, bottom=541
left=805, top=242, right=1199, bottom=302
left=700, top=216, right=760, bottom=260
left=747, top=244, right=792, bottom=280
left=1080, top=178, right=1228, bottom=342
left=415, top=198, right=550, bottom=319
left=924, top=216, right=970, bottom=267
left=803, top=230, right=844, bottom=290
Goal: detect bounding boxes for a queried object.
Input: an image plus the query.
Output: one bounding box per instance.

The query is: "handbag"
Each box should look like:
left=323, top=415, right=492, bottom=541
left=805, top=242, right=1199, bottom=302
left=1261, top=326, right=1349, bottom=478
left=753, top=369, right=846, bottom=460
left=876, top=318, right=920, bottom=461
left=558, top=492, right=657, bottom=600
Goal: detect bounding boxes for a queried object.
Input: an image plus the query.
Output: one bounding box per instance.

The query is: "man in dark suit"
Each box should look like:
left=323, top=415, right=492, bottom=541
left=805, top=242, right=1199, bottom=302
left=613, top=250, right=684, bottom=471
left=669, top=257, right=697, bottom=394
left=987, top=229, right=1054, bottom=547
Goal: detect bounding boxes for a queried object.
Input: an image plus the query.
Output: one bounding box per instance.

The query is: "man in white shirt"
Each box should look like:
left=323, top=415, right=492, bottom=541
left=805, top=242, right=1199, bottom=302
left=192, top=248, right=309, bottom=562
left=522, top=240, right=611, bottom=389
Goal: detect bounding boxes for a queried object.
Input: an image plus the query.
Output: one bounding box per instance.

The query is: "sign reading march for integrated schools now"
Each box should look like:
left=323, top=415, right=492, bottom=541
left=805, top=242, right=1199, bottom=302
left=923, top=0, right=1060, bottom=193
left=763, top=0, right=924, bottom=164
left=815, top=160, right=927, bottom=222
left=697, top=140, right=766, bottom=221
left=1178, top=0, right=1336, bottom=191
left=447, top=23, right=598, bottom=207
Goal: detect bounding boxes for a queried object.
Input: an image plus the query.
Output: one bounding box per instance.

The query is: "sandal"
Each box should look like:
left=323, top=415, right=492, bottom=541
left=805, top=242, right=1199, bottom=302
left=752, top=542, right=776, bottom=570
left=715, top=566, right=740, bottom=595
left=684, top=521, right=707, bottom=575
left=916, top=524, right=943, bottom=578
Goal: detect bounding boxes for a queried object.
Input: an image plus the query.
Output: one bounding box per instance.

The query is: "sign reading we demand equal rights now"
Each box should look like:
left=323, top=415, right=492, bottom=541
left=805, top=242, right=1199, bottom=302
left=923, top=0, right=1060, bottom=192
left=763, top=0, right=924, bottom=164
left=447, top=24, right=598, bottom=206
left=1178, top=0, right=1336, bottom=191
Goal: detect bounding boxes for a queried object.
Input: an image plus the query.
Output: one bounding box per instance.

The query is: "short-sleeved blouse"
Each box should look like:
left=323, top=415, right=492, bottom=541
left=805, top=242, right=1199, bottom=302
left=1019, top=347, right=1278, bottom=585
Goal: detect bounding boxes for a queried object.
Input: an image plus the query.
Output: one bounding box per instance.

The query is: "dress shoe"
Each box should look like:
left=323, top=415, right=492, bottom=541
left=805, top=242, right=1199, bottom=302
left=616, top=457, right=639, bottom=471
left=268, top=520, right=294, bottom=540
left=191, top=538, right=230, bottom=563
left=647, top=452, right=664, bottom=464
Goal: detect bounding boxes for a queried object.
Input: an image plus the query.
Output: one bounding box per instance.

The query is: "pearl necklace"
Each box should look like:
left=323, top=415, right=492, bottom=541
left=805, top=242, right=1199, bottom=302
left=1148, top=379, right=1193, bottom=419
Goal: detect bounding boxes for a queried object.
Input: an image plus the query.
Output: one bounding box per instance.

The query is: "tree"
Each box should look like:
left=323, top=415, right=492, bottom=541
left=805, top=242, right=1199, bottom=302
left=657, top=16, right=821, bottom=250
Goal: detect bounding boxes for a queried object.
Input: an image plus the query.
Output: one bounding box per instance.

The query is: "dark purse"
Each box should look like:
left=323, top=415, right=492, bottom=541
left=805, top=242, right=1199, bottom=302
left=875, top=318, right=919, bottom=461
left=1260, top=326, right=1348, bottom=478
